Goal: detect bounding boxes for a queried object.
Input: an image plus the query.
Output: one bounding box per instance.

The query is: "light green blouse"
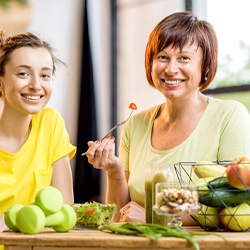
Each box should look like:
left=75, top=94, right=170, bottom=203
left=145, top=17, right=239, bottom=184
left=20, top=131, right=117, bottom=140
left=119, top=97, right=250, bottom=206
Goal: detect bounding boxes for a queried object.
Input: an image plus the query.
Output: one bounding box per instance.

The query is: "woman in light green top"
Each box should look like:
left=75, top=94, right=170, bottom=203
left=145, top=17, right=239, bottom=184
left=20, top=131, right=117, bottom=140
left=86, top=11, right=250, bottom=224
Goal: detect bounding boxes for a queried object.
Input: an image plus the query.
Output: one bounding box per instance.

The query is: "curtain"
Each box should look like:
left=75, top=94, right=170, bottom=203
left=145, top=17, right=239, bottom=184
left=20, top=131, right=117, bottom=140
left=73, top=0, right=101, bottom=203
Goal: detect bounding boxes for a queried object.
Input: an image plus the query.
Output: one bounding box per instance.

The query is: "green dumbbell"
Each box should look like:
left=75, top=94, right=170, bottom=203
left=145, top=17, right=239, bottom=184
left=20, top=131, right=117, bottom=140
left=4, top=186, right=74, bottom=234
left=4, top=204, right=24, bottom=232
left=35, top=186, right=64, bottom=215
left=45, top=204, right=76, bottom=232
left=16, top=205, right=46, bottom=234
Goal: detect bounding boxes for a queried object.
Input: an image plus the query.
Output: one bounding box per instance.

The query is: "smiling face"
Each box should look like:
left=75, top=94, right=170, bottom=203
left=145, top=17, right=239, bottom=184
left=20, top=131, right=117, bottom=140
left=145, top=12, right=218, bottom=92
left=151, top=42, right=203, bottom=101
left=0, top=47, right=53, bottom=115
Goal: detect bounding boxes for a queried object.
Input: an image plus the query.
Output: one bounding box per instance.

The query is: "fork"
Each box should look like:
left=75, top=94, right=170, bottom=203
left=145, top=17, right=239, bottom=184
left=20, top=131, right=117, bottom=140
left=81, top=109, right=134, bottom=156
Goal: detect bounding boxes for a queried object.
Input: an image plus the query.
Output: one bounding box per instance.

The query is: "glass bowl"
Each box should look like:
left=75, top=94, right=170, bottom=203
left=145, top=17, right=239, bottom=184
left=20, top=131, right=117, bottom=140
left=72, top=202, right=116, bottom=229
left=153, top=183, right=201, bottom=216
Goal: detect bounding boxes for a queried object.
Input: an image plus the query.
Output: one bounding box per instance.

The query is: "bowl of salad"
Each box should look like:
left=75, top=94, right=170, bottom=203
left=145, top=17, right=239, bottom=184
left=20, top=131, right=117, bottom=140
left=72, top=201, right=117, bottom=229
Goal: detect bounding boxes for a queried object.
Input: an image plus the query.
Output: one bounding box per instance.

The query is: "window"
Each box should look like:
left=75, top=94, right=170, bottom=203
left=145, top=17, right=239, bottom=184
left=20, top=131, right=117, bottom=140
left=193, top=0, right=250, bottom=110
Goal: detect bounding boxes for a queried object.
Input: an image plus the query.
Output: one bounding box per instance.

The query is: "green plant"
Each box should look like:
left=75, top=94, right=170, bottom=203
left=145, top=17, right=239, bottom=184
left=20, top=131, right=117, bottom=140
left=212, top=41, right=250, bottom=88
left=99, top=222, right=225, bottom=250
left=0, top=0, right=28, bottom=8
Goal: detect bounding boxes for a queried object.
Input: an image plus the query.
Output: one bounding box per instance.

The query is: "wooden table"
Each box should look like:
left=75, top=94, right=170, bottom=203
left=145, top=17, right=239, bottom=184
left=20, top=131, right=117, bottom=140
left=0, top=226, right=249, bottom=250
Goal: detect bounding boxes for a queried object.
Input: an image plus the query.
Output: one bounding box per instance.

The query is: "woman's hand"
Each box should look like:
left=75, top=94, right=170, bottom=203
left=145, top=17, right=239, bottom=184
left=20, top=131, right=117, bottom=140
left=86, top=137, right=122, bottom=173
left=87, top=136, right=129, bottom=212
left=119, top=201, right=145, bottom=223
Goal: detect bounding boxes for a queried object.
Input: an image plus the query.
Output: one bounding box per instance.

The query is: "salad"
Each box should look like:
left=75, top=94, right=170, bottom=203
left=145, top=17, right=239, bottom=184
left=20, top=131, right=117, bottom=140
left=72, top=202, right=116, bottom=229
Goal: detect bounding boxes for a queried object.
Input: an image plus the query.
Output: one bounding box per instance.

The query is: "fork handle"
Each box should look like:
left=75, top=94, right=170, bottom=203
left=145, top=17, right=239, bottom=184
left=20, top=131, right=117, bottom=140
left=81, top=110, right=134, bottom=156
left=100, top=126, right=117, bottom=141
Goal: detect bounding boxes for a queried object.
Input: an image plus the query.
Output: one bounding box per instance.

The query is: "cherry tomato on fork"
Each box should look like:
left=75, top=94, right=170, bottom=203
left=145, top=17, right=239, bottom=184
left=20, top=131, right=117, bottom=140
left=129, top=103, right=137, bottom=110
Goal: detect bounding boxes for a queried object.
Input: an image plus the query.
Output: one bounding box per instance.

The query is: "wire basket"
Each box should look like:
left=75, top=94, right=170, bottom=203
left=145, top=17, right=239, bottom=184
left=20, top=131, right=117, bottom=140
left=173, top=161, right=250, bottom=232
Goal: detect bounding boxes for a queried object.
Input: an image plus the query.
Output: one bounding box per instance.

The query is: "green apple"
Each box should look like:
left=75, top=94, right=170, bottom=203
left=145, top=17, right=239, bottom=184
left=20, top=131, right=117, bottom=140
left=220, top=203, right=250, bottom=231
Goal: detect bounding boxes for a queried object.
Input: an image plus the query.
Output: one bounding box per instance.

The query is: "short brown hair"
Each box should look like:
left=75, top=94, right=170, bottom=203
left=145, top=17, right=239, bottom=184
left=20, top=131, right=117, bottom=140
left=145, top=11, right=218, bottom=92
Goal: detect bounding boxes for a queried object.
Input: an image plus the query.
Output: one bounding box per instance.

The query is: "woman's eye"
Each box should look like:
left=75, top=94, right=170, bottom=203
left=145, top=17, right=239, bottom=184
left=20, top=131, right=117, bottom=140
left=41, top=74, right=51, bottom=80
left=157, top=55, right=169, bottom=61
left=18, top=72, right=28, bottom=77
left=179, top=56, right=190, bottom=62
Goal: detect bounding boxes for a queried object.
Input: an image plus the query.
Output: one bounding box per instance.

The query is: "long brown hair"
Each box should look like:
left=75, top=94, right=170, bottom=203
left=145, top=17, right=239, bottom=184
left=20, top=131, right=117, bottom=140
left=0, top=31, right=64, bottom=76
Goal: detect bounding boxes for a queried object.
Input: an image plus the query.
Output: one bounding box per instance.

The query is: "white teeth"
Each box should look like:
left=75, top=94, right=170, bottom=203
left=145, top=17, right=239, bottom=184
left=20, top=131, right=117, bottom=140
left=164, top=80, right=182, bottom=85
left=24, top=95, right=41, bottom=100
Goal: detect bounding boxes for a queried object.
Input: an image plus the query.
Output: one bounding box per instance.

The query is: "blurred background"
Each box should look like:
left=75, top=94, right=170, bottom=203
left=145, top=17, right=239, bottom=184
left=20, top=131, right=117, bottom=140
left=1, top=0, right=249, bottom=203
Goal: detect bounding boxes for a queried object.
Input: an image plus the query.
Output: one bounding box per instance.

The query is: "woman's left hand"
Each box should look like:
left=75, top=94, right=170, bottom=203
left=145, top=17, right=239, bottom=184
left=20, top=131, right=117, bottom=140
left=119, top=201, right=145, bottom=223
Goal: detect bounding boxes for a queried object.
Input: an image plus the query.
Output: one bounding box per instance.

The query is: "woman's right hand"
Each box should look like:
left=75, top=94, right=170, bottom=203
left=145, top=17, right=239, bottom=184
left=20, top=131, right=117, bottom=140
left=86, top=136, right=122, bottom=173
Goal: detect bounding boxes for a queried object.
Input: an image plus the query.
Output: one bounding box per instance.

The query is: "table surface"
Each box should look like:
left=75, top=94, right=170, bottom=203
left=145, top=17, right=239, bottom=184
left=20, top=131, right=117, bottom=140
left=0, top=226, right=250, bottom=250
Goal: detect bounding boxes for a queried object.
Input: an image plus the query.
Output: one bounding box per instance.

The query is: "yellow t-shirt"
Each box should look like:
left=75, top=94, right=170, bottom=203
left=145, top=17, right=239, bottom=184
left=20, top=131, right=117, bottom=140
left=119, top=97, right=250, bottom=206
left=0, top=108, right=76, bottom=214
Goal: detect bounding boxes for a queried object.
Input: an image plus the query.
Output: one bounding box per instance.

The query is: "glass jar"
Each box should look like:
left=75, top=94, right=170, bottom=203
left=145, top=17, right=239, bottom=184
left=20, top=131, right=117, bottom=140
left=145, top=164, right=175, bottom=224
left=145, top=164, right=157, bottom=223
left=152, top=164, right=175, bottom=225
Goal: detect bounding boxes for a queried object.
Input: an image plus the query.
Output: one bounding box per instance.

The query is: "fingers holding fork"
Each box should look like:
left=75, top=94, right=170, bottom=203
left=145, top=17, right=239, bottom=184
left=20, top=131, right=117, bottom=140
left=82, top=103, right=137, bottom=156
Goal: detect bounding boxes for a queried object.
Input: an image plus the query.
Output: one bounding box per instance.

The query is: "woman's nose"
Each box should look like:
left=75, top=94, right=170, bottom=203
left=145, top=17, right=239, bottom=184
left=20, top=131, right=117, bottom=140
left=28, top=76, right=41, bottom=90
left=164, top=59, right=178, bottom=75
